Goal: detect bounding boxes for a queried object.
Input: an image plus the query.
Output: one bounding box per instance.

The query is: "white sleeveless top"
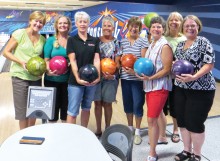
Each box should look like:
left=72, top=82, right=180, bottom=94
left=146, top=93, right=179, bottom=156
left=144, top=36, right=172, bottom=92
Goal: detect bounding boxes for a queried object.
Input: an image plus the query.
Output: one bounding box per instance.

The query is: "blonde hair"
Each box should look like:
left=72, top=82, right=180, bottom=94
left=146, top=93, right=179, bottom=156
left=53, top=15, right=72, bottom=48
left=182, top=15, right=202, bottom=33
left=29, top=11, right=46, bottom=25
left=165, top=12, right=183, bottom=36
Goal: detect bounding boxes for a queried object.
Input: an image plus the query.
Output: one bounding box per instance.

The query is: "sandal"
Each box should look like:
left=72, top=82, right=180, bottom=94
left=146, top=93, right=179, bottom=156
left=171, top=133, right=180, bottom=143
left=188, top=154, right=201, bottom=161
left=175, top=150, right=191, bottom=161
left=147, top=155, right=158, bottom=161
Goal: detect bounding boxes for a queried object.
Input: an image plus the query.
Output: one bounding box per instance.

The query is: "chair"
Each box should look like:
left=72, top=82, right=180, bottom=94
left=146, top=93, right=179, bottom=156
left=100, top=124, right=133, bottom=161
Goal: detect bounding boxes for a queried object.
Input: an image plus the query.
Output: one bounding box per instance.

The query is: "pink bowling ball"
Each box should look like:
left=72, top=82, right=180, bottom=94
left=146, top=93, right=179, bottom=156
left=49, top=56, right=68, bottom=75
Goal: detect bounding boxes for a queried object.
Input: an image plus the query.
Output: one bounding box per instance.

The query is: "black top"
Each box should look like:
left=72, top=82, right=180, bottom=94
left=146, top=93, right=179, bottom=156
left=67, top=33, right=100, bottom=86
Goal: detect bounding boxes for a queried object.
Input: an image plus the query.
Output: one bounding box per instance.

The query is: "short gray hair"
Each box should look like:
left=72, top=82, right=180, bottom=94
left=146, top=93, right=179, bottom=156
left=102, top=16, right=114, bottom=27
left=74, top=11, right=90, bottom=24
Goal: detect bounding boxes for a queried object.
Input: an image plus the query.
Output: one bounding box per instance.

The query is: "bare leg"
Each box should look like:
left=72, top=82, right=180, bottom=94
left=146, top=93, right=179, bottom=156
left=66, top=115, right=77, bottom=124
left=81, top=110, right=90, bottom=127
left=191, top=131, right=205, bottom=156
left=126, top=113, right=133, bottom=127
left=179, top=127, right=192, bottom=152
left=135, top=116, right=142, bottom=129
left=94, top=101, right=102, bottom=134
left=103, top=102, right=112, bottom=129
left=19, top=119, right=28, bottom=130
left=171, top=117, right=180, bottom=143
left=148, top=117, right=159, bottom=157
left=157, top=112, right=167, bottom=142
left=28, top=118, right=36, bottom=127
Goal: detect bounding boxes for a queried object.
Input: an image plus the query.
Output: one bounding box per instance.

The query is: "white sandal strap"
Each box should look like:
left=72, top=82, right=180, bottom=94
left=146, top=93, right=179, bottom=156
left=147, top=155, right=158, bottom=161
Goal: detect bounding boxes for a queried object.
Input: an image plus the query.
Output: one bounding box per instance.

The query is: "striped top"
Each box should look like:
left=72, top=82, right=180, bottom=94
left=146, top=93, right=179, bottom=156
left=144, top=36, right=172, bottom=92
left=119, top=37, right=149, bottom=80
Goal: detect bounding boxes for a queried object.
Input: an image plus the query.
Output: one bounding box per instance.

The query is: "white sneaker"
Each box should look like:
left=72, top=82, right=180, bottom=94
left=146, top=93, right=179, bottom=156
left=134, top=135, right=142, bottom=145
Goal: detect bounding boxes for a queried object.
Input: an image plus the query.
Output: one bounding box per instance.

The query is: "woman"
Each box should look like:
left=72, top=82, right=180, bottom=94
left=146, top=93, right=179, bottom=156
left=44, top=15, right=72, bottom=123
left=94, top=16, right=120, bottom=137
left=66, top=11, right=100, bottom=127
left=137, top=16, right=173, bottom=161
left=3, top=11, right=46, bottom=129
left=174, top=15, right=215, bottom=161
left=157, top=11, right=186, bottom=144
left=117, top=16, right=148, bottom=145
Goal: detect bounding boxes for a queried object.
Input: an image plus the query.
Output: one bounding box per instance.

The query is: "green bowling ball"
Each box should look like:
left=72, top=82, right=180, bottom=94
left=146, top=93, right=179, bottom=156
left=144, top=12, right=159, bottom=28
left=26, top=56, right=46, bottom=76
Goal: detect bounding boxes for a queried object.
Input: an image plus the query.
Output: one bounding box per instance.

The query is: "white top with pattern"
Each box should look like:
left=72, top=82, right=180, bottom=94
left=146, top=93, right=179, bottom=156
left=174, top=36, right=216, bottom=90
left=144, top=36, right=172, bottom=92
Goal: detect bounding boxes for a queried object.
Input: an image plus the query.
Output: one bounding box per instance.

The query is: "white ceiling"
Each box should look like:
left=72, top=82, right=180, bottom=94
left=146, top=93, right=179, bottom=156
left=0, top=0, right=107, bottom=11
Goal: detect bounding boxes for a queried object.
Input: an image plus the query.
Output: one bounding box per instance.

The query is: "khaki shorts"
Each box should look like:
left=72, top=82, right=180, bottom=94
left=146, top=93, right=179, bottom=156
left=12, top=77, right=41, bottom=120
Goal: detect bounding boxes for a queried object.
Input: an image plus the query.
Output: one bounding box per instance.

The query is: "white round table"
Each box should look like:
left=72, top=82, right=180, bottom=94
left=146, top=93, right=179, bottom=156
left=0, top=123, right=112, bottom=161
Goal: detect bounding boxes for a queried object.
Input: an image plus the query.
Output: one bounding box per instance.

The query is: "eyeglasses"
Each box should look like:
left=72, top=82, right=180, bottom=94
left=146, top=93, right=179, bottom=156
left=183, top=24, right=198, bottom=29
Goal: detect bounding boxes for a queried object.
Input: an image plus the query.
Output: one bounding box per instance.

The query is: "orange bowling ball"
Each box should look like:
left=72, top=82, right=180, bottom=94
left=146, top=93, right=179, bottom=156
left=121, top=54, right=137, bottom=69
left=101, top=58, right=117, bottom=75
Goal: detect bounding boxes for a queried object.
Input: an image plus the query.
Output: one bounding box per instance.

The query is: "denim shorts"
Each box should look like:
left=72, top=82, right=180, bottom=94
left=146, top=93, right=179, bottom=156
left=121, top=79, right=145, bottom=117
left=94, top=79, right=118, bottom=103
left=67, top=84, right=97, bottom=117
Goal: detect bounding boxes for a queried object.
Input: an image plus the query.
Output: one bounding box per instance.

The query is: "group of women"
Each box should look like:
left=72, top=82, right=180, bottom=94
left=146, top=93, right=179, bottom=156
left=3, top=10, right=215, bottom=161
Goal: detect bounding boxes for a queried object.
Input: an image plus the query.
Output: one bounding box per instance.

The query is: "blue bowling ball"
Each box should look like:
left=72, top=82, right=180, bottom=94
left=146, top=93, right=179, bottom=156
left=134, top=58, right=155, bottom=76
left=172, top=60, right=194, bottom=76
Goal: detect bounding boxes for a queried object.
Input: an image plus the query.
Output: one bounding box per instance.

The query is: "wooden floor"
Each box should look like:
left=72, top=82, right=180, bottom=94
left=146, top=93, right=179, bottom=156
left=0, top=72, right=220, bottom=144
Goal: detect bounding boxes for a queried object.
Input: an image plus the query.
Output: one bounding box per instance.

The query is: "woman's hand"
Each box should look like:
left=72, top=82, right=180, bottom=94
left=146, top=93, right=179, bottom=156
left=135, top=72, right=151, bottom=80
left=122, top=67, right=135, bottom=75
left=20, top=61, right=27, bottom=71
left=102, top=72, right=115, bottom=80
left=175, top=74, right=196, bottom=83
left=46, top=69, right=59, bottom=76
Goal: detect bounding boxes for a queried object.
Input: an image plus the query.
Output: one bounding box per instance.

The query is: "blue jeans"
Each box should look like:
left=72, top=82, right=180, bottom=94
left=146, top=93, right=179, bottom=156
left=67, top=84, right=97, bottom=117
left=121, top=79, right=145, bottom=117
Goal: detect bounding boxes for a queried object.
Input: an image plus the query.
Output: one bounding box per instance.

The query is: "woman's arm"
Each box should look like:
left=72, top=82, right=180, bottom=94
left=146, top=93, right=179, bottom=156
left=176, top=63, right=214, bottom=82
left=3, top=37, right=26, bottom=69
left=150, top=44, right=173, bottom=80
left=91, top=52, right=100, bottom=84
left=141, top=47, right=148, bottom=58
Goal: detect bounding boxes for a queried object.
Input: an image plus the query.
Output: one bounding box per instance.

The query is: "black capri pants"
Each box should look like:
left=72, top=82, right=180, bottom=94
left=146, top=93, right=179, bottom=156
left=174, top=86, right=215, bottom=133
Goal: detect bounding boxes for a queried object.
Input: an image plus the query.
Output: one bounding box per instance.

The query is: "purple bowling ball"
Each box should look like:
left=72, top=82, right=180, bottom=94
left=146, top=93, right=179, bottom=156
left=172, top=60, right=194, bottom=76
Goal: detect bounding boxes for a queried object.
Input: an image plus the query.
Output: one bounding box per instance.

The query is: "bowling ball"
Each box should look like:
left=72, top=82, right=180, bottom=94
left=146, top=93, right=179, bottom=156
left=49, top=56, right=68, bottom=75
left=144, top=12, right=159, bottom=28
left=101, top=58, right=117, bottom=75
left=172, top=60, right=194, bottom=76
left=134, top=58, right=155, bottom=76
left=121, top=54, right=137, bottom=69
left=79, top=64, right=98, bottom=83
left=26, top=56, right=46, bottom=76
